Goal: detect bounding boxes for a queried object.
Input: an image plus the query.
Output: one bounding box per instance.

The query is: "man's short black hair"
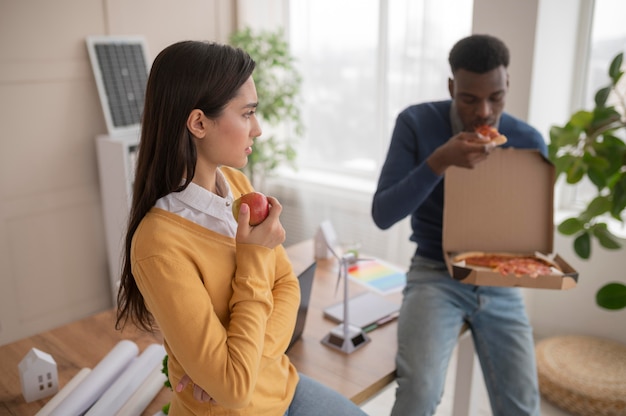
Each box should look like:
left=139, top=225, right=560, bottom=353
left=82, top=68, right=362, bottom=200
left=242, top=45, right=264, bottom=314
left=448, top=34, right=510, bottom=74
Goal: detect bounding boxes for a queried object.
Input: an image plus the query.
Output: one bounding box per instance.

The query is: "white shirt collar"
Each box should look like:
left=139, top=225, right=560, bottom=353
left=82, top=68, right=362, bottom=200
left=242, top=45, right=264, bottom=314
left=154, top=169, right=238, bottom=237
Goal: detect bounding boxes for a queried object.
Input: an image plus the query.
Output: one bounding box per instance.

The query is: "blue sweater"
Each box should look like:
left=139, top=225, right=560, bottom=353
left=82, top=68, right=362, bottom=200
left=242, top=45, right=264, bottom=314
left=371, top=100, right=547, bottom=262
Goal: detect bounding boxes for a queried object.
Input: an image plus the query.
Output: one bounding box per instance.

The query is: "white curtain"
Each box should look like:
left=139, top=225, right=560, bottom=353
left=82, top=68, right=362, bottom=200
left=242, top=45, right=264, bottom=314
left=289, top=0, right=473, bottom=178
left=234, top=0, right=473, bottom=178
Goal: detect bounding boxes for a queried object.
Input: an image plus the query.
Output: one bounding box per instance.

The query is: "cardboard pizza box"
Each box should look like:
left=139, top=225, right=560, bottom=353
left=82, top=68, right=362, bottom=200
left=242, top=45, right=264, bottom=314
left=442, top=147, right=578, bottom=290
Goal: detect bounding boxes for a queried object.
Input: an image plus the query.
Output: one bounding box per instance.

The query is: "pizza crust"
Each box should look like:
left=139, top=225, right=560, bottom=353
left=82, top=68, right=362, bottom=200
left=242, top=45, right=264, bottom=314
left=452, top=251, right=515, bottom=263
left=491, top=134, right=507, bottom=145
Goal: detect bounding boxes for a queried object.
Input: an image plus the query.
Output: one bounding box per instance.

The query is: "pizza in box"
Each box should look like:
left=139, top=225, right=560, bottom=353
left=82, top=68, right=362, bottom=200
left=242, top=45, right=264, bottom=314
left=452, top=251, right=563, bottom=278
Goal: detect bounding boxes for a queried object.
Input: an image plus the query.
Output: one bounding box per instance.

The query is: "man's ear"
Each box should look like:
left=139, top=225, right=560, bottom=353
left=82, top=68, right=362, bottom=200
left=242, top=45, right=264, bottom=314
left=448, top=77, right=454, bottom=98
left=187, top=109, right=208, bottom=139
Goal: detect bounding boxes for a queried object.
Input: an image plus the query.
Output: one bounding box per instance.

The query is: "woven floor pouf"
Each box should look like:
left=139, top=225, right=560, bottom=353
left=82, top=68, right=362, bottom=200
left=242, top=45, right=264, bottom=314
left=536, top=335, right=626, bottom=416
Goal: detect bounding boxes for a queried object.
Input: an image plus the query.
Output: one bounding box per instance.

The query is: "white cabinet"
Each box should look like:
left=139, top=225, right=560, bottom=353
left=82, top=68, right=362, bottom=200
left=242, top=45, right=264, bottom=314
left=96, top=132, right=139, bottom=301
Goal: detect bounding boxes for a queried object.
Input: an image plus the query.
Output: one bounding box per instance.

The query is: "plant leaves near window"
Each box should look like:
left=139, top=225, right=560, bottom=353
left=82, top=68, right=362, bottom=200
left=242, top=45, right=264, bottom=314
left=592, top=223, right=622, bottom=250
left=558, top=218, right=584, bottom=235
left=609, top=52, right=623, bottom=83
left=550, top=52, right=626, bottom=310
left=613, top=174, right=626, bottom=216
left=583, top=196, right=611, bottom=218
left=573, top=231, right=592, bottom=259
left=596, top=282, right=626, bottom=310
left=229, top=27, right=304, bottom=188
left=595, top=86, right=611, bottom=107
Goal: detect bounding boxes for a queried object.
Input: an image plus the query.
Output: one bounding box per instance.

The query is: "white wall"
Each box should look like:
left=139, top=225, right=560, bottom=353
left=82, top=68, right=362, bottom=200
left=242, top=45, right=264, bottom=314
left=527, top=233, right=626, bottom=344
left=473, top=0, right=540, bottom=121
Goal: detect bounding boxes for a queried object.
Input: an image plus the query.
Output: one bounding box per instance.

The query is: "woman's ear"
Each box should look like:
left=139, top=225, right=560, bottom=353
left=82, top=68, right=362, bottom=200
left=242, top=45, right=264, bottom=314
left=187, top=109, right=208, bottom=139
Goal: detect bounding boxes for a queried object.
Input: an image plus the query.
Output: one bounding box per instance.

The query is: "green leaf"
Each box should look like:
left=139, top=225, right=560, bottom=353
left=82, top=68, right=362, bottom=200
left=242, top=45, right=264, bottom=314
left=565, top=158, right=586, bottom=184
left=551, top=154, right=576, bottom=179
left=583, top=151, right=610, bottom=189
left=574, top=231, right=591, bottom=259
left=584, top=195, right=611, bottom=217
left=612, top=173, right=626, bottom=217
left=582, top=151, right=610, bottom=171
left=569, top=110, right=594, bottom=128
left=549, top=125, right=582, bottom=148
left=594, top=86, right=611, bottom=108
left=587, top=166, right=607, bottom=190
left=558, top=218, right=584, bottom=235
left=590, top=106, right=621, bottom=132
left=162, top=354, right=171, bottom=389
left=609, top=52, right=624, bottom=84
left=595, top=137, right=625, bottom=178
left=591, top=223, right=622, bottom=250
left=603, top=134, right=626, bottom=148
left=596, top=282, right=626, bottom=310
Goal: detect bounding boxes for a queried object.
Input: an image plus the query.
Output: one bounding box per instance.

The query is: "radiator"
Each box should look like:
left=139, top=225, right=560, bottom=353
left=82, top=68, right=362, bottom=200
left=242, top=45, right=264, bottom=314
left=264, top=175, right=415, bottom=268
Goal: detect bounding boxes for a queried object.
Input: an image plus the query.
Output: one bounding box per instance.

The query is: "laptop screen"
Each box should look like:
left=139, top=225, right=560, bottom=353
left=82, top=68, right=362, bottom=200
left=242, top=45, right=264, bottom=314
left=286, top=261, right=317, bottom=352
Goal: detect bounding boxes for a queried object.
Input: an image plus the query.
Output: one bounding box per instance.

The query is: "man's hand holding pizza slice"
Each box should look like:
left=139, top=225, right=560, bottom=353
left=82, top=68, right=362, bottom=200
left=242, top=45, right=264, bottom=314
left=427, top=125, right=507, bottom=175
left=475, top=124, right=508, bottom=146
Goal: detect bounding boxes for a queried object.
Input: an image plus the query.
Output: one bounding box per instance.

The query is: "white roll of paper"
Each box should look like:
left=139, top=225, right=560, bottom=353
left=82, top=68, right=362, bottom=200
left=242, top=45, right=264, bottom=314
left=86, top=343, right=166, bottom=416
left=49, top=340, right=139, bottom=416
left=116, top=363, right=168, bottom=416
left=35, top=368, right=92, bottom=416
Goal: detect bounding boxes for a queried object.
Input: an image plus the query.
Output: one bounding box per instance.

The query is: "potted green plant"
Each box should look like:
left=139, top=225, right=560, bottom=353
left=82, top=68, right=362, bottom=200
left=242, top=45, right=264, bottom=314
left=548, top=52, right=626, bottom=310
left=229, top=27, right=304, bottom=189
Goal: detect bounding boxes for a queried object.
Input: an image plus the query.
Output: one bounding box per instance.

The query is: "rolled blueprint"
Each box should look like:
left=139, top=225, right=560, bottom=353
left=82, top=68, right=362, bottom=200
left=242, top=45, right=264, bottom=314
left=86, top=343, right=166, bottom=416
left=49, top=340, right=139, bottom=416
left=35, top=368, right=92, bottom=416
left=116, top=363, right=168, bottom=416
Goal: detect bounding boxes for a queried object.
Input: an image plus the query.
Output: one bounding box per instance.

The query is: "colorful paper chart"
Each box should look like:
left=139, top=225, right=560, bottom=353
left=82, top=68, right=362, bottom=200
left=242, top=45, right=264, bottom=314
left=347, top=259, right=406, bottom=294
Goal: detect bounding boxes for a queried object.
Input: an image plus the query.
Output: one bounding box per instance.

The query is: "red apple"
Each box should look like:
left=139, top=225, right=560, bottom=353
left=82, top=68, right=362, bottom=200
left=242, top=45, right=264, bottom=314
left=232, top=191, right=270, bottom=226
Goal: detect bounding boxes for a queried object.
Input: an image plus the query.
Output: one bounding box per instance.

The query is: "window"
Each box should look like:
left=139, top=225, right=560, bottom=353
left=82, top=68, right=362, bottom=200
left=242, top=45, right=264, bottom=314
left=288, top=0, right=473, bottom=180
left=583, top=0, right=626, bottom=109
left=565, top=0, right=626, bottom=211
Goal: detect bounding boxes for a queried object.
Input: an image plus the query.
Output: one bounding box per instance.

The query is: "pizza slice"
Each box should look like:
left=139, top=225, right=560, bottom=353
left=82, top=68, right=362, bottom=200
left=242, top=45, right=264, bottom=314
left=475, top=125, right=508, bottom=145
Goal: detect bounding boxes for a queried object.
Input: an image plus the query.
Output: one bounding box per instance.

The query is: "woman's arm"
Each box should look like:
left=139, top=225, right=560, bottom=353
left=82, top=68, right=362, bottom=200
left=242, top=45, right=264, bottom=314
left=134, top=243, right=274, bottom=409
left=260, top=244, right=300, bottom=360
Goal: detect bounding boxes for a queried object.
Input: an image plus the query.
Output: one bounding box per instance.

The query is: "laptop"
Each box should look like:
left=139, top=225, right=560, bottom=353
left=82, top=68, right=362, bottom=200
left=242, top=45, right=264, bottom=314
left=323, top=291, right=400, bottom=331
left=286, top=261, right=317, bottom=352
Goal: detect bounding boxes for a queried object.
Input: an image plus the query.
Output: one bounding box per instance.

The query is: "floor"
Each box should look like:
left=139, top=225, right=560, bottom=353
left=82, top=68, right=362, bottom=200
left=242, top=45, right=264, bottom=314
left=359, top=347, right=574, bottom=416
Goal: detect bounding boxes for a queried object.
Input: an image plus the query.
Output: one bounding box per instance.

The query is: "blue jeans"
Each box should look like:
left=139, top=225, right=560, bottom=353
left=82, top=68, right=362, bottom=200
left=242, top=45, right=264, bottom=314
left=391, top=255, right=540, bottom=416
left=285, top=373, right=367, bottom=416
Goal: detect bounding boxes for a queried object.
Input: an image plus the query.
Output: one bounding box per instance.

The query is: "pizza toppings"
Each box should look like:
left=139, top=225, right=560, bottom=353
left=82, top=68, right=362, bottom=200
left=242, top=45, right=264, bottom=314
left=475, top=125, right=508, bottom=145
left=453, top=251, right=561, bottom=278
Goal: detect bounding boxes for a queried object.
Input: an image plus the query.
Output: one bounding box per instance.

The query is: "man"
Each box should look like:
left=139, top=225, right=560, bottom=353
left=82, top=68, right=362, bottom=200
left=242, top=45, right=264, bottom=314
left=371, top=34, right=545, bottom=416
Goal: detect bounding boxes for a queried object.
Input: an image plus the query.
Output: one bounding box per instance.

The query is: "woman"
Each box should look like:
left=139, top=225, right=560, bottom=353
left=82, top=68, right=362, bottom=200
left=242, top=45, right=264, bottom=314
left=115, top=40, right=366, bottom=416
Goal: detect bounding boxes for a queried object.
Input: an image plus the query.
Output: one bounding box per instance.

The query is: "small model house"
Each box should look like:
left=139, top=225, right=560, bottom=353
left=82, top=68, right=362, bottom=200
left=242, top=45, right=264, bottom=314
left=18, top=347, right=59, bottom=402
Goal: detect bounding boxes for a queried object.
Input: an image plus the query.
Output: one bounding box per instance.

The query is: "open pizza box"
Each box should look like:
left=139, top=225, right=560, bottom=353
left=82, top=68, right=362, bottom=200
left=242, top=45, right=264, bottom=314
left=442, top=147, right=578, bottom=290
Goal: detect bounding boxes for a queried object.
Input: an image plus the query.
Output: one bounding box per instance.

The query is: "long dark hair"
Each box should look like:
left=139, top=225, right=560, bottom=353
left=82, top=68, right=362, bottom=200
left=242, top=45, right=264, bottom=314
left=116, top=41, right=256, bottom=332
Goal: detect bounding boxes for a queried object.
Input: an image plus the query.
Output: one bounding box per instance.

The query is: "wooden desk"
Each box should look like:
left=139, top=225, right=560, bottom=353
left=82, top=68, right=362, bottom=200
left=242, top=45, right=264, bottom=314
left=0, top=239, right=400, bottom=415
left=283, top=239, right=400, bottom=404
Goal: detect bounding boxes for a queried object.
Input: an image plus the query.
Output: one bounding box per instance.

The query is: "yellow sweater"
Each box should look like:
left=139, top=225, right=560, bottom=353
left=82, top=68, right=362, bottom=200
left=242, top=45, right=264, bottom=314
left=131, top=167, right=300, bottom=415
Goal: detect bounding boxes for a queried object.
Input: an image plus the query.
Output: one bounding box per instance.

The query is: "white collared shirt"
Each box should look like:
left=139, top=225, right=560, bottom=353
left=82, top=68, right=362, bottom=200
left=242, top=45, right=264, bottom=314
left=155, top=169, right=238, bottom=238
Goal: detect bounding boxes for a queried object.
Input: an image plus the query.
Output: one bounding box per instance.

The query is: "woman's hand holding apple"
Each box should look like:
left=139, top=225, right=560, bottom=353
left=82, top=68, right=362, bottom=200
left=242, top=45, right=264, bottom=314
left=234, top=195, right=285, bottom=249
